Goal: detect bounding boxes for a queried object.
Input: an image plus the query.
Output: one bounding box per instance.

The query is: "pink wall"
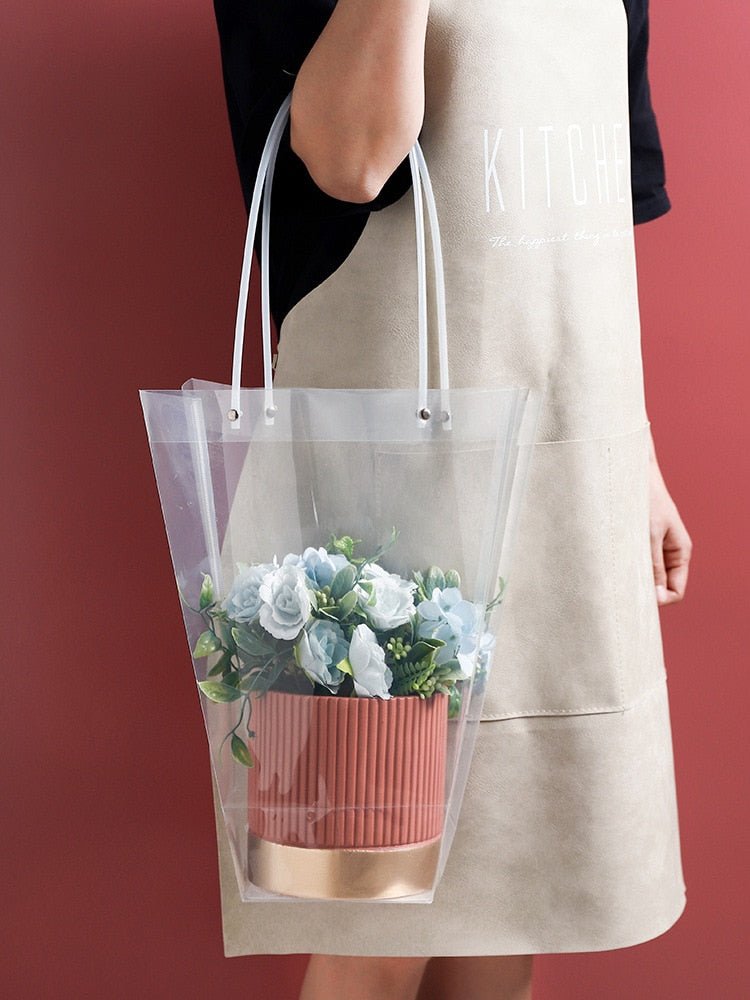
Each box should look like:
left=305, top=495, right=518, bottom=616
left=2, top=2, right=747, bottom=997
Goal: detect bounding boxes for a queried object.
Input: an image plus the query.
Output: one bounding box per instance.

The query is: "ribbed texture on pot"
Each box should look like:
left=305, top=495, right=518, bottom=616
left=248, top=691, right=448, bottom=849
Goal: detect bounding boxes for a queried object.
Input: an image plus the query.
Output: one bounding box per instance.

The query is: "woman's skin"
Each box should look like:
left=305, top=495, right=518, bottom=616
left=648, top=428, right=693, bottom=604
left=289, top=0, right=431, bottom=203
left=292, top=2, right=693, bottom=997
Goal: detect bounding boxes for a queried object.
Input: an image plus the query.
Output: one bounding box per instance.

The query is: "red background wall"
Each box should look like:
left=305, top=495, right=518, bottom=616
left=2, top=2, right=748, bottom=997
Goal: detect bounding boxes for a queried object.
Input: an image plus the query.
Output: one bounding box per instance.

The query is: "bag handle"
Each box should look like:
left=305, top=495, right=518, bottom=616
left=228, top=92, right=451, bottom=429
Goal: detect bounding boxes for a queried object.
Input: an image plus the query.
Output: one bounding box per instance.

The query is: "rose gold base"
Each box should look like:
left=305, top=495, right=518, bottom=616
left=247, top=831, right=442, bottom=900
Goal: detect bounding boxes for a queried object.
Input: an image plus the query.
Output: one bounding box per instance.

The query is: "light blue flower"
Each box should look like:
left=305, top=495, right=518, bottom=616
left=294, top=619, right=349, bottom=692
left=457, top=628, right=496, bottom=678
left=304, top=547, right=350, bottom=588
left=347, top=623, right=393, bottom=698
left=354, top=562, right=417, bottom=632
left=258, top=563, right=313, bottom=640
left=416, top=586, right=483, bottom=664
left=221, top=560, right=278, bottom=624
left=281, top=547, right=350, bottom=589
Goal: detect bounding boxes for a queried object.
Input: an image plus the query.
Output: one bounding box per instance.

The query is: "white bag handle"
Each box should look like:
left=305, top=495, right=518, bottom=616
left=228, top=92, right=451, bottom=429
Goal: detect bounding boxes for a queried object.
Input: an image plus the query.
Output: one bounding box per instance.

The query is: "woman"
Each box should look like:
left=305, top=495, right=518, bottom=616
left=210, top=2, right=692, bottom=998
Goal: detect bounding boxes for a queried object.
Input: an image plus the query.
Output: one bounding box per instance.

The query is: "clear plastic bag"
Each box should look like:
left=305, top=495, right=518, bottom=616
left=140, top=94, right=544, bottom=903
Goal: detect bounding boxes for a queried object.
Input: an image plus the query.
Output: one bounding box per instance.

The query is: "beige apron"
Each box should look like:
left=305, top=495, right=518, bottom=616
left=211, top=0, right=686, bottom=954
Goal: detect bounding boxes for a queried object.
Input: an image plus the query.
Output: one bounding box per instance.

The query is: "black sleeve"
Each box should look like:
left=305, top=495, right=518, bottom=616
left=624, top=0, right=672, bottom=224
left=211, top=0, right=412, bottom=336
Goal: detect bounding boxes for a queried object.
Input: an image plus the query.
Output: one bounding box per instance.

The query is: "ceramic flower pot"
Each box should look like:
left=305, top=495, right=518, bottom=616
left=247, top=689, right=449, bottom=899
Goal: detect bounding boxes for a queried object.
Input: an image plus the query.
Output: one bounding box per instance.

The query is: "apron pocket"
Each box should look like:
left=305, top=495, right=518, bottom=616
left=479, top=420, right=667, bottom=720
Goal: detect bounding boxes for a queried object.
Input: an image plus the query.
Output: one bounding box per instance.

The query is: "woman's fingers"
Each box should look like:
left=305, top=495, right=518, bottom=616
left=661, top=518, right=693, bottom=603
left=649, top=477, right=693, bottom=606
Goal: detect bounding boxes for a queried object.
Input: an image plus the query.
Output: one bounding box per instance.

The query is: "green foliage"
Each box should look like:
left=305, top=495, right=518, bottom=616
left=486, top=573, right=507, bottom=612
left=196, top=679, right=243, bottom=703
left=232, top=626, right=276, bottom=659
left=327, top=533, right=362, bottom=561
left=389, top=656, right=432, bottom=696
left=411, top=564, right=461, bottom=603
left=330, top=563, right=357, bottom=599
left=193, top=629, right=222, bottom=657
left=424, top=566, right=446, bottom=595
left=447, top=686, right=462, bottom=718
left=207, top=649, right=234, bottom=677
left=407, top=638, right=444, bottom=662
left=335, top=590, right=358, bottom=618
left=182, top=533, right=486, bottom=770
left=230, top=733, right=254, bottom=768
left=199, top=573, right=214, bottom=610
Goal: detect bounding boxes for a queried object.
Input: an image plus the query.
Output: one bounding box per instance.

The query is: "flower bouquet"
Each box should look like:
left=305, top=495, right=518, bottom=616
left=185, top=527, right=502, bottom=899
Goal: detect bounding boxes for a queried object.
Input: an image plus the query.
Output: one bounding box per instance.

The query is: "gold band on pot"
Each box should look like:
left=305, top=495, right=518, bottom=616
left=247, top=832, right=442, bottom=900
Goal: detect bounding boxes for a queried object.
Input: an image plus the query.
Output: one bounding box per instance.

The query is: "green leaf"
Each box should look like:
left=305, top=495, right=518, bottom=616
left=448, top=686, right=462, bottom=718
left=199, top=574, right=214, bottom=610
left=193, top=629, right=222, bottom=657
left=238, top=671, right=263, bottom=693
left=407, top=638, right=445, bottom=662
left=444, top=569, right=461, bottom=590
left=335, top=656, right=353, bottom=677
left=336, top=590, right=358, bottom=617
left=212, top=616, right=236, bottom=649
left=232, top=627, right=275, bottom=657
left=436, top=666, right=465, bottom=683
left=231, top=733, right=254, bottom=768
left=424, top=566, right=446, bottom=596
left=207, top=649, right=234, bottom=676
left=238, top=656, right=288, bottom=695
left=196, top=679, right=242, bottom=702
left=328, top=534, right=361, bottom=560
left=330, top=563, right=357, bottom=600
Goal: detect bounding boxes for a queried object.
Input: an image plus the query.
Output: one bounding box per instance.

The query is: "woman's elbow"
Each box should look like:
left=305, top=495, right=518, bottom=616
left=299, top=157, right=391, bottom=204
left=289, top=108, right=416, bottom=204
left=290, top=132, right=394, bottom=204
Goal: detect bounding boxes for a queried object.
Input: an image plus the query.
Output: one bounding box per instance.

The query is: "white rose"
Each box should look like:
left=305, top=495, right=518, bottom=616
left=258, top=564, right=312, bottom=640
left=355, top=563, right=417, bottom=631
left=348, top=623, right=393, bottom=699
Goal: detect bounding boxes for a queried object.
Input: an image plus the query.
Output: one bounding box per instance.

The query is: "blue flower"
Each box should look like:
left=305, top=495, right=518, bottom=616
left=221, top=560, right=277, bottom=624
left=258, top=563, right=313, bottom=640
left=458, top=628, right=496, bottom=679
left=415, top=586, right=482, bottom=664
left=294, top=619, right=349, bottom=692
left=282, top=546, right=349, bottom=589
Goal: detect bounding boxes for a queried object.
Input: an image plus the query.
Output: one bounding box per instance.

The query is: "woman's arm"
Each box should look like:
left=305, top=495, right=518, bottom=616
left=289, top=0, right=430, bottom=204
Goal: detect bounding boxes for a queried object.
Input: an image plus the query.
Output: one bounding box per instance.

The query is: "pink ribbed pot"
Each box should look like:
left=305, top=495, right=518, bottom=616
left=246, top=690, right=449, bottom=899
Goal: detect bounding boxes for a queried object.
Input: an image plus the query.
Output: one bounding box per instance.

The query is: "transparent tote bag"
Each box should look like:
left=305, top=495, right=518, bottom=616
left=139, top=92, right=544, bottom=904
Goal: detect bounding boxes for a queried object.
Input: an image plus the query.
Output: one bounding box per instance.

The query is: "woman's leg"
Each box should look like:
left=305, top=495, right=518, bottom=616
left=416, top=955, right=534, bottom=1000
left=300, top=954, right=430, bottom=1000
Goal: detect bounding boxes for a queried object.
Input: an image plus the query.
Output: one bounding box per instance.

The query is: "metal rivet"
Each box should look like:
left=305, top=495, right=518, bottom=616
left=441, top=410, right=451, bottom=422
left=418, top=406, right=431, bottom=421
left=265, top=405, right=277, bottom=418
left=227, top=408, right=239, bottom=422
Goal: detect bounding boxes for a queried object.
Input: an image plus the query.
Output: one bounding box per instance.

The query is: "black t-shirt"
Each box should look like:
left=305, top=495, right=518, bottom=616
left=212, top=0, right=671, bottom=338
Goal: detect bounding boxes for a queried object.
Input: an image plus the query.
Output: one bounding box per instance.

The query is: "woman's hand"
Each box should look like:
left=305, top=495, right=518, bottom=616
left=648, top=429, right=693, bottom=606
